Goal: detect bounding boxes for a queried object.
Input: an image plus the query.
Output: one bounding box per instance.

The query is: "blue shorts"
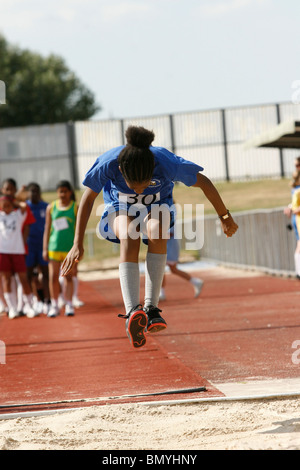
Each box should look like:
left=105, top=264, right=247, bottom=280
left=166, top=235, right=180, bottom=264
left=26, top=248, right=48, bottom=268
left=292, top=214, right=300, bottom=241
left=98, top=199, right=175, bottom=245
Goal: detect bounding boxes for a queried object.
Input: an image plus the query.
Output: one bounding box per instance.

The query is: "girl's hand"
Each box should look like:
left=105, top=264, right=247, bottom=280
left=284, top=206, right=292, bottom=217
left=61, top=245, right=84, bottom=276
left=15, top=185, right=29, bottom=202
left=42, top=249, right=49, bottom=262
left=14, top=200, right=27, bottom=213
left=220, top=215, right=239, bottom=238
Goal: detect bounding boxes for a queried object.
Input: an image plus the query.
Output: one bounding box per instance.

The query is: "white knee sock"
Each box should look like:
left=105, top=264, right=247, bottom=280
left=22, top=294, right=35, bottom=315
left=144, top=252, right=167, bottom=308
left=119, top=262, right=140, bottom=314
left=72, top=276, right=78, bottom=297
left=13, top=275, right=23, bottom=311
left=4, top=292, right=17, bottom=312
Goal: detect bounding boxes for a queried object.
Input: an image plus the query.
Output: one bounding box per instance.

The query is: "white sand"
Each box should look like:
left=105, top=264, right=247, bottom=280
left=1, top=397, right=300, bottom=450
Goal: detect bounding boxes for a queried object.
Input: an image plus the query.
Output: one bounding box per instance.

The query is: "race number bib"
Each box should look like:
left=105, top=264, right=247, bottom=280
left=118, top=192, right=160, bottom=206
left=52, top=217, right=69, bottom=231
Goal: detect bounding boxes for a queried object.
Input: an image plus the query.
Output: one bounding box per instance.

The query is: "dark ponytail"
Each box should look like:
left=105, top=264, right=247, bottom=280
left=118, top=126, right=155, bottom=183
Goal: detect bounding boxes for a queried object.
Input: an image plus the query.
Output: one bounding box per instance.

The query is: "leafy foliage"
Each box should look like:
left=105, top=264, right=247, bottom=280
left=0, top=35, right=100, bottom=127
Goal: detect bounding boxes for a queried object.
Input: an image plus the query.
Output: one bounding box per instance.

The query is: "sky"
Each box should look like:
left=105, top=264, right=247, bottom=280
left=0, top=0, right=299, bottom=120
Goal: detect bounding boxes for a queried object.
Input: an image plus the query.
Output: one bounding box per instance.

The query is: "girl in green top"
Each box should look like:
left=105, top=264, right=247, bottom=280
left=43, top=180, right=77, bottom=317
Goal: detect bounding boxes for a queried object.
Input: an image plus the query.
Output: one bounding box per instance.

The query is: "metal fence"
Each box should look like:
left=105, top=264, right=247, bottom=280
left=74, top=101, right=300, bottom=189
left=0, top=101, right=300, bottom=191
left=199, top=208, right=296, bottom=275
left=0, top=123, right=75, bottom=190
left=82, top=206, right=297, bottom=276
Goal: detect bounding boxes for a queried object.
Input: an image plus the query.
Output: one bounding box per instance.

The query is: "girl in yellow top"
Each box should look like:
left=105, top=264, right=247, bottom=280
left=43, top=180, right=77, bottom=317
left=290, top=167, right=300, bottom=278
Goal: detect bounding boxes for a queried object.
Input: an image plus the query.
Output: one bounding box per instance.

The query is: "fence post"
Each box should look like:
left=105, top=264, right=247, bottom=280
left=169, top=114, right=176, bottom=154
left=66, top=121, right=79, bottom=189
left=120, top=119, right=126, bottom=145
left=276, top=104, right=285, bottom=178
left=221, top=109, right=230, bottom=181
left=0, top=80, right=5, bottom=105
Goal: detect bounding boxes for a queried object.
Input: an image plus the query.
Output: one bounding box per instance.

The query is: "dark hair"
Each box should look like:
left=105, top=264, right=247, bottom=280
left=27, top=182, right=41, bottom=192
left=118, top=126, right=155, bottom=183
left=291, top=157, right=300, bottom=187
left=56, top=180, right=75, bottom=201
left=56, top=180, right=73, bottom=191
left=2, top=178, right=17, bottom=189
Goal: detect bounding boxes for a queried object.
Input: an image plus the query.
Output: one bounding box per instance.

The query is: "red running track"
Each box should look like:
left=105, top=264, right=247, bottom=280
left=1, top=267, right=300, bottom=414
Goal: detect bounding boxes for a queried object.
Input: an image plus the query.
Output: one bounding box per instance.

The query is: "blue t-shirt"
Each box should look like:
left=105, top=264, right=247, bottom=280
left=26, top=200, right=48, bottom=247
left=82, top=146, right=203, bottom=207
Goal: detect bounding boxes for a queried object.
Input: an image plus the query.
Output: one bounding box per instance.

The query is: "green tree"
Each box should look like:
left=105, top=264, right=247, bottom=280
left=0, top=35, right=100, bottom=127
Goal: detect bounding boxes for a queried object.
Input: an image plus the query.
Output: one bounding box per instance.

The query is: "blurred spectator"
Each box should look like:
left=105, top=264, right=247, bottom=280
left=58, top=190, right=84, bottom=310
left=159, top=228, right=203, bottom=301
left=43, top=180, right=77, bottom=317
left=284, top=157, right=300, bottom=278
left=0, top=195, right=37, bottom=318
left=25, top=182, right=50, bottom=314
left=159, top=200, right=203, bottom=301
left=1, top=178, right=36, bottom=315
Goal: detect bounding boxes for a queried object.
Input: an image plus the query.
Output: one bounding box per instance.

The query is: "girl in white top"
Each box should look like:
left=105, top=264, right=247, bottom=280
left=0, top=195, right=38, bottom=319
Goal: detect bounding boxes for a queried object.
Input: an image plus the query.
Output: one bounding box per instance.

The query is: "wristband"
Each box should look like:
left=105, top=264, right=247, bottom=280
left=219, top=210, right=230, bottom=220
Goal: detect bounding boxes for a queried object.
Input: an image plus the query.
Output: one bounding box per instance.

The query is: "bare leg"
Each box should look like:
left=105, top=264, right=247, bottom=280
left=48, top=260, right=61, bottom=302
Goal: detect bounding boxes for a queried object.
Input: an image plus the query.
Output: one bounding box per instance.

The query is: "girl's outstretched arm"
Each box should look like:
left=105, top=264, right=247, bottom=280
left=61, top=187, right=99, bottom=276
left=193, top=173, right=238, bottom=237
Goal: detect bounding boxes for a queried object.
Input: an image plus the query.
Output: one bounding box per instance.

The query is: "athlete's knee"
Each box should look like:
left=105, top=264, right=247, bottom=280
left=147, top=218, right=170, bottom=241
left=168, top=263, right=178, bottom=274
left=146, top=207, right=170, bottom=241
left=64, top=273, right=73, bottom=282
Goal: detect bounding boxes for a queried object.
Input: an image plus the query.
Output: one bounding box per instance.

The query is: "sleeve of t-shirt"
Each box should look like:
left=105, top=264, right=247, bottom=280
left=24, top=205, right=36, bottom=226
left=82, top=147, right=122, bottom=193
left=156, top=147, right=204, bottom=187
left=17, top=208, right=28, bottom=225
left=173, top=155, right=204, bottom=186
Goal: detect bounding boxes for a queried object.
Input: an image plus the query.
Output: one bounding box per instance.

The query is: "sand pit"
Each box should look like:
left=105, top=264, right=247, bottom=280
left=1, top=397, right=300, bottom=450
left=1, top=263, right=299, bottom=451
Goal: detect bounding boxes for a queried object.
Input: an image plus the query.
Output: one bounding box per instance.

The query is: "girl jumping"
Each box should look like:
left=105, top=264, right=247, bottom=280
left=61, top=126, right=238, bottom=348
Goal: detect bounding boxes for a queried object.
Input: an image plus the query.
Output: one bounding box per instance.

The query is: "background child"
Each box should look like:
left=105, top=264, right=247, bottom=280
left=25, top=182, right=50, bottom=314
left=159, top=228, right=203, bottom=301
left=1, top=178, right=36, bottom=315
left=57, top=190, right=84, bottom=310
left=284, top=157, right=300, bottom=278
left=0, top=194, right=38, bottom=319
left=291, top=168, right=300, bottom=278
left=43, top=180, right=77, bottom=317
left=159, top=199, right=203, bottom=301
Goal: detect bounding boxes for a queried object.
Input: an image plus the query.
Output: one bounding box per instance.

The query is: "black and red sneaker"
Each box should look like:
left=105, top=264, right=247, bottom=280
left=118, top=305, right=148, bottom=349
left=144, top=305, right=167, bottom=333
